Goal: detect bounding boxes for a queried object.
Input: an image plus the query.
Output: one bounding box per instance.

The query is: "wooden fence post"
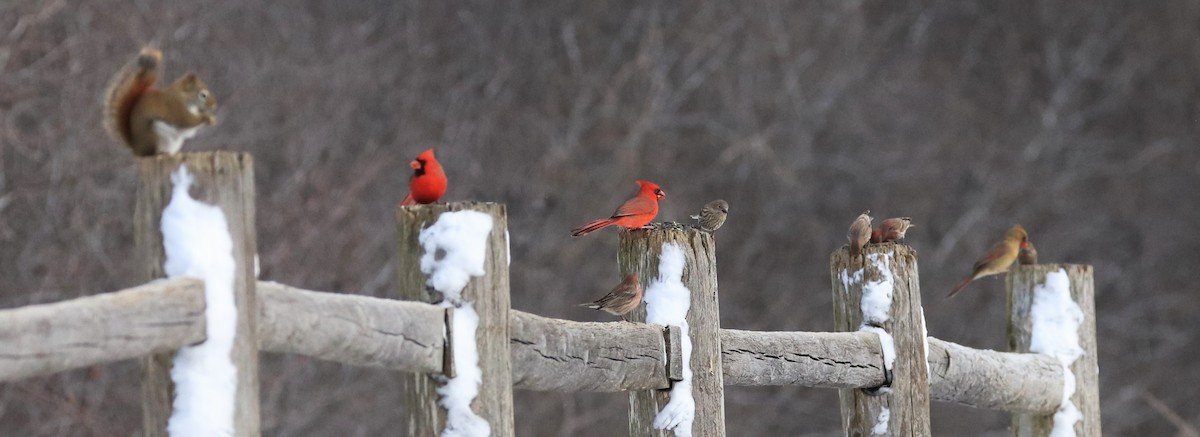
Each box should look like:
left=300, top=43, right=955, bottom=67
left=134, top=152, right=260, bottom=436
left=830, top=243, right=931, bottom=436
left=396, top=202, right=514, bottom=436
left=1007, top=264, right=1101, bottom=437
left=620, top=226, right=725, bottom=437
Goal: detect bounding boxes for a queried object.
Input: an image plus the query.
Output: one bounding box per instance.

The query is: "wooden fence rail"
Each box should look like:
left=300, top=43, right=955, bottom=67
left=0, top=152, right=1099, bottom=437
left=0, top=279, right=1064, bottom=416
left=257, top=281, right=447, bottom=374
left=0, top=278, right=204, bottom=382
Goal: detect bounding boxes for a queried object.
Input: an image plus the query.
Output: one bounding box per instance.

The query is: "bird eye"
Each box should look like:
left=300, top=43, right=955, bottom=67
left=199, top=90, right=208, bottom=99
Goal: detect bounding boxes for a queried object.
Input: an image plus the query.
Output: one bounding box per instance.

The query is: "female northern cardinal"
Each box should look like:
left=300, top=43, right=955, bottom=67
left=947, top=224, right=1028, bottom=298
left=400, top=149, right=447, bottom=206
left=570, top=180, right=665, bottom=237
left=846, top=210, right=872, bottom=257
left=580, top=273, right=644, bottom=320
left=691, top=199, right=729, bottom=232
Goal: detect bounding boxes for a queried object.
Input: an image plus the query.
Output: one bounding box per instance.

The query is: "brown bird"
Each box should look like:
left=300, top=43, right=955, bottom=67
left=847, top=211, right=873, bottom=257
left=947, top=224, right=1029, bottom=298
left=879, top=217, right=914, bottom=242
left=1018, top=240, right=1038, bottom=265
left=580, top=273, right=644, bottom=320
left=691, top=199, right=729, bottom=232
left=869, top=229, right=883, bottom=244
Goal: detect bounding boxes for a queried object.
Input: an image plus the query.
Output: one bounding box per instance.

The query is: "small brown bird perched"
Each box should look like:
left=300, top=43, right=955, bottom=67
left=847, top=211, right=872, bottom=257
left=879, top=217, right=914, bottom=242
left=691, top=200, right=729, bottom=232
left=947, top=224, right=1029, bottom=298
left=580, top=273, right=644, bottom=320
left=1018, top=240, right=1038, bottom=265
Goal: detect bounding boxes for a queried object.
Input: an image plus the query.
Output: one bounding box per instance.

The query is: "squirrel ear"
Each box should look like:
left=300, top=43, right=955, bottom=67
left=179, top=73, right=199, bottom=90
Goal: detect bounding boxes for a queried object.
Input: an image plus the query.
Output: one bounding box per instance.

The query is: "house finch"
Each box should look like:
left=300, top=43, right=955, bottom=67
left=847, top=211, right=872, bottom=257
left=400, top=149, right=447, bottom=205
left=580, top=273, right=644, bottom=320
left=690, top=199, right=729, bottom=232
left=1018, top=240, right=1038, bottom=265
left=879, top=217, right=914, bottom=242
left=571, top=180, right=665, bottom=237
left=947, top=224, right=1028, bottom=298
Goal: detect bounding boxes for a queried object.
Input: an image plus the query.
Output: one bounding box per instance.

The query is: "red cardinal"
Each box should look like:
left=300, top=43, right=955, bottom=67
left=571, top=180, right=665, bottom=237
left=400, top=149, right=447, bottom=206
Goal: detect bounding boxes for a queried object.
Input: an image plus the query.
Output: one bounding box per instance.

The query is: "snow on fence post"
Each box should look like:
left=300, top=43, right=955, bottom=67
left=619, top=226, right=725, bottom=437
left=1007, top=264, right=1101, bottom=437
left=396, top=202, right=514, bottom=437
left=134, top=152, right=260, bottom=436
left=830, top=243, right=931, bottom=436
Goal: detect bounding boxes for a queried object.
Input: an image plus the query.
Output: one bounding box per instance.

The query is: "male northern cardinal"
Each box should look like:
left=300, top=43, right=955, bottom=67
left=847, top=211, right=872, bottom=257
left=691, top=199, right=729, bottom=232
left=400, top=149, right=447, bottom=206
left=947, top=224, right=1029, bottom=298
left=570, top=180, right=665, bottom=237
left=580, top=273, right=644, bottom=320
left=879, top=217, right=914, bottom=242
left=1018, top=240, right=1038, bottom=265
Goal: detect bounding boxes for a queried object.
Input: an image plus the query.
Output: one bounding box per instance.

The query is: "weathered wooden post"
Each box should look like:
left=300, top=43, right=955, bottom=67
left=831, top=243, right=931, bottom=436
left=134, top=152, right=260, bottom=436
left=1007, top=264, right=1100, bottom=437
left=620, top=226, right=724, bottom=437
left=396, top=202, right=514, bottom=436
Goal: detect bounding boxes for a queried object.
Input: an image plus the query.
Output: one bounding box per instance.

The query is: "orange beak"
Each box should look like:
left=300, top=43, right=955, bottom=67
left=410, top=160, right=421, bottom=170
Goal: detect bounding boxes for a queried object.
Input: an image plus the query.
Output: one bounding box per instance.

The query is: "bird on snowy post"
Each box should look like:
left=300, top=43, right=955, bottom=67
left=570, top=180, right=666, bottom=237
left=879, top=217, right=914, bottom=243
left=400, top=149, right=447, bottom=206
left=847, top=210, right=872, bottom=258
left=691, top=199, right=729, bottom=233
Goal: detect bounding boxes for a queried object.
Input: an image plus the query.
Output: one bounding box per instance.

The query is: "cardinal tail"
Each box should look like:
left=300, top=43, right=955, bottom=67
left=571, top=218, right=615, bottom=237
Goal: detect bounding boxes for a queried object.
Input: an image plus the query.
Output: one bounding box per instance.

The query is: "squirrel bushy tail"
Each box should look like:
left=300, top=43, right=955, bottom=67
left=103, top=47, right=162, bottom=147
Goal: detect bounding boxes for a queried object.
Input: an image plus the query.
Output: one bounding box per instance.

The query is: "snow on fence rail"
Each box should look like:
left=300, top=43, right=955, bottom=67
left=0, top=152, right=1100, bottom=437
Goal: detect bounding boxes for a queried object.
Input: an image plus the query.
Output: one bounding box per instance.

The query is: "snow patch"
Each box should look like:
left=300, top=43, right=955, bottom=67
left=645, top=244, right=694, bottom=437
left=860, top=326, right=896, bottom=376
left=161, top=167, right=238, bottom=437
left=872, top=407, right=890, bottom=435
left=921, top=306, right=930, bottom=378
left=860, top=253, right=894, bottom=325
left=419, top=210, right=495, bottom=437
left=845, top=253, right=898, bottom=385
left=838, top=267, right=863, bottom=298
left=1029, top=269, right=1085, bottom=437
left=440, top=305, right=487, bottom=437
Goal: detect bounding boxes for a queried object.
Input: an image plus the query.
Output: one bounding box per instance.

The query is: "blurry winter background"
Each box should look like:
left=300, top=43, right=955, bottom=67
left=1, top=0, right=1198, bottom=435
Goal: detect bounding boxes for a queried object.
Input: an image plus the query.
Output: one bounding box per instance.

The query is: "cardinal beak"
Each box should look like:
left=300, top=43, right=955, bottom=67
left=410, top=160, right=421, bottom=170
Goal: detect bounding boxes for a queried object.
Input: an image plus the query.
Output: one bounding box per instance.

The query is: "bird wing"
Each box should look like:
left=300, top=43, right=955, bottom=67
left=972, top=240, right=1016, bottom=274
left=612, top=195, right=656, bottom=218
